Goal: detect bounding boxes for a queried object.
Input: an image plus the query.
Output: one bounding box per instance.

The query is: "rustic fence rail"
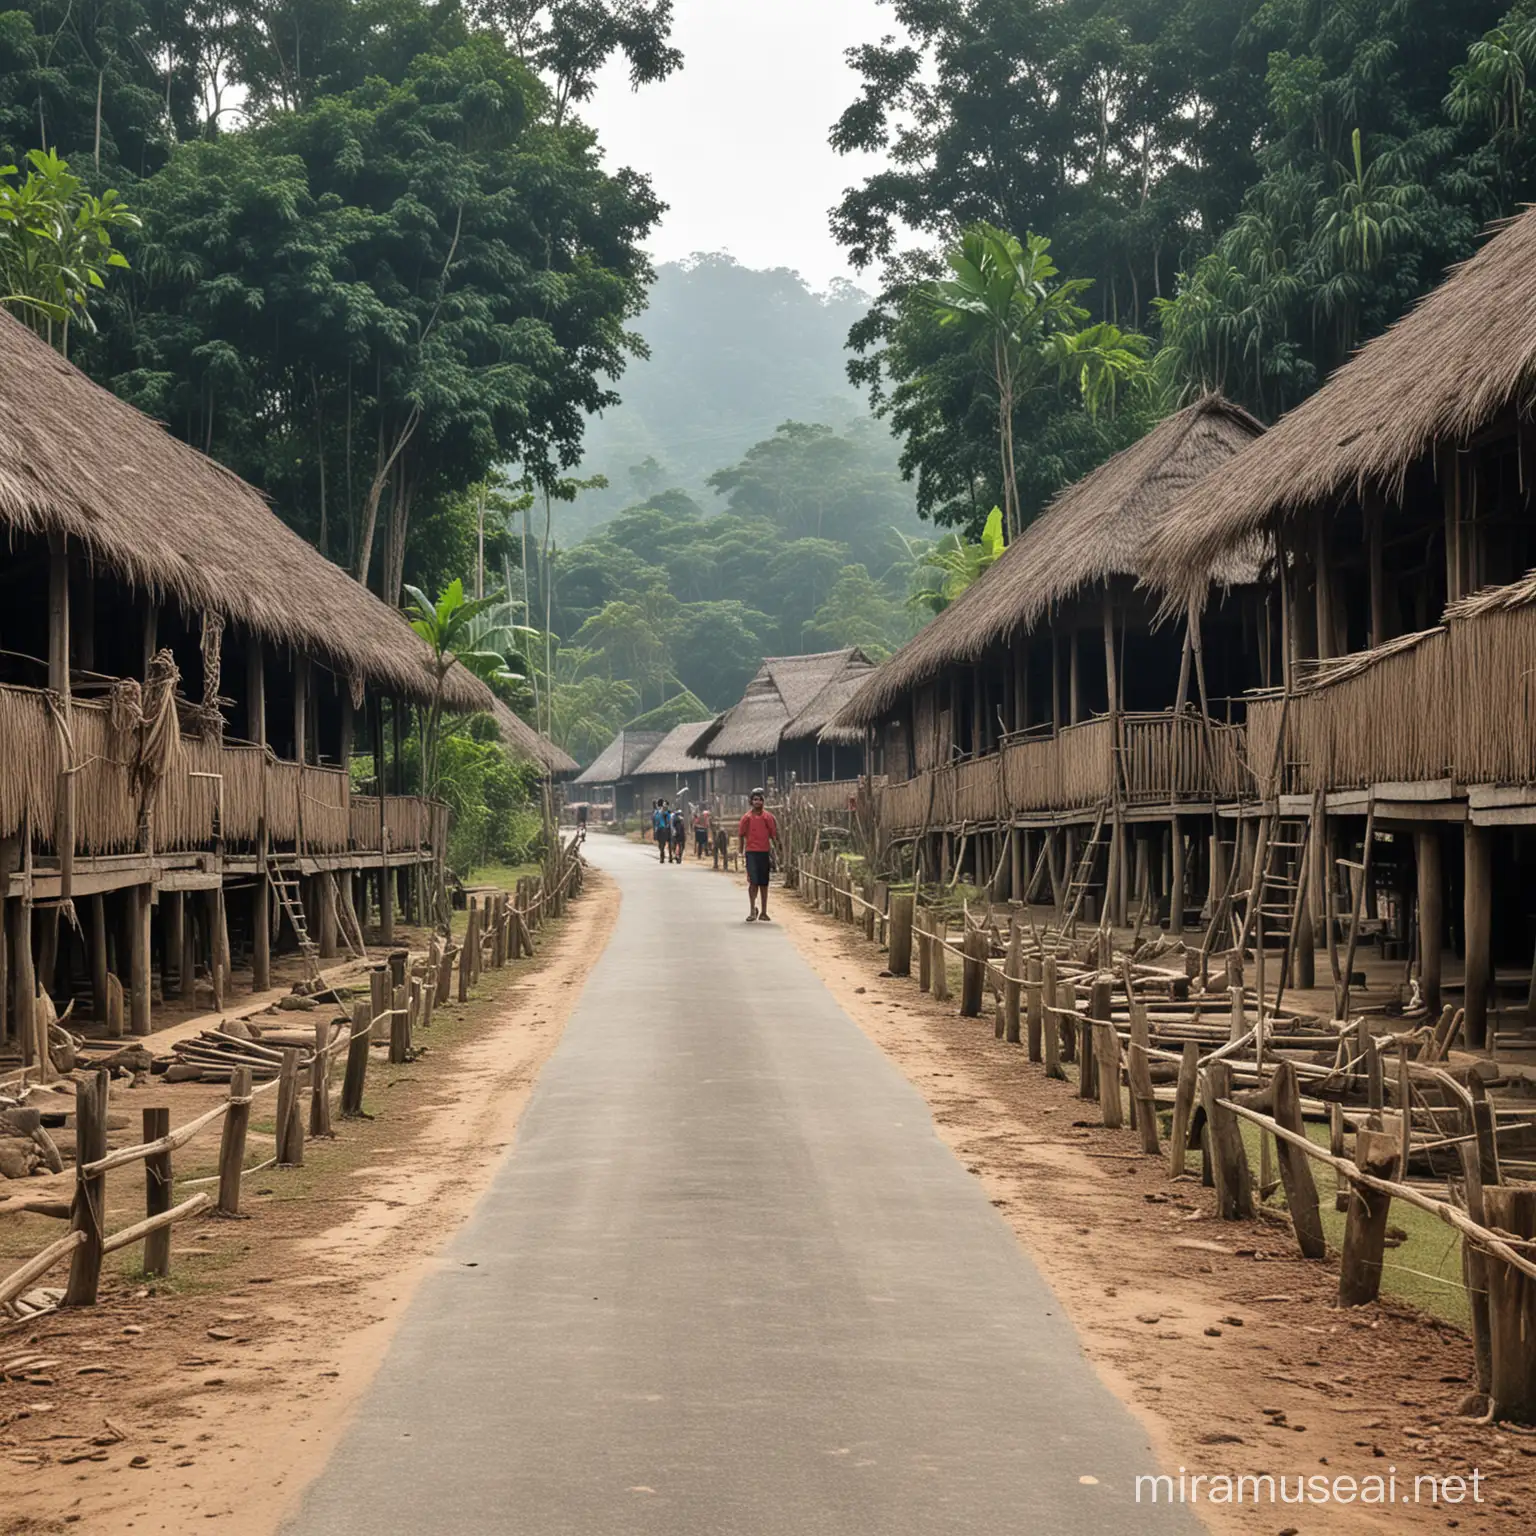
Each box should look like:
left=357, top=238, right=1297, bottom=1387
left=793, top=850, right=1536, bottom=1423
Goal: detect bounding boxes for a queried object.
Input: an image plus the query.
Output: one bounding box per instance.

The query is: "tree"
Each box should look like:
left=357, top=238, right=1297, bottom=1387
left=0, top=148, right=138, bottom=351
left=898, top=508, right=1006, bottom=617
left=919, top=224, right=1149, bottom=540
left=801, top=566, right=913, bottom=660
left=94, top=32, right=661, bottom=604
left=670, top=600, right=774, bottom=709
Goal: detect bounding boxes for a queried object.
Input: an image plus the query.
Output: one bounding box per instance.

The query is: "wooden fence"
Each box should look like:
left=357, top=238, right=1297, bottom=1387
left=0, top=834, right=588, bottom=1318
left=793, top=850, right=1536, bottom=1423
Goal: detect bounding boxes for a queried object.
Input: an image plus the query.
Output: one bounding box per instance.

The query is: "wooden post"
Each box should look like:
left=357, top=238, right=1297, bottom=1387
left=249, top=643, right=271, bottom=992
left=1167, top=815, right=1185, bottom=935
left=142, top=1107, right=172, bottom=1278
left=163, top=891, right=185, bottom=1001
left=1042, top=956, right=1063, bottom=1079
left=310, top=1017, right=333, bottom=1137
left=888, top=892, right=914, bottom=976
left=212, top=887, right=231, bottom=1009
left=48, top=533, right=74, bottom=915
left=213, top=1065, right=253, bottom=1217
left=341, top=1000, right=371, bottom=1117
left=931, top=918, right=951, bottom=1002
left=129, top=883, right=151, bottom=1036
left=458, top=910, right=474, bottom=1003
left=389, top=983, right=410, bottom=1064
left=11, top=894, right=33, bottom=1065
left=916, top=909, right=931, bottom=990
left=1482, top=1187, right=1536, bottom=1423
left=959, top=925, right=986, bottom=1017
left=64, top=1070, right=109, bottom=1305
left=181, top=896, right=196, bottom=1015
left=1339, top=1129, right=1400, bottom=1306
left=1463, top=823, right=1491, bottom=1048
left=1200, top=1061, right=1253, bottom=1218
left=1002, top=924, right=1022, bottom=1044
left=1127, top=992, right=1158, bottom=1155
left=1023, top=952, right=1043, bottom=1061
left=275, top=1048, right=304, bottom=1167
left=1059, top=978, right=1077, bottom=1063
left=317, top=871, right=338, bottom=959
left=1271, top=1060, right=1325, bottom=1258
left=468, top=897, right=482, bottom=984
left=88, top=892, right=110, bottom=1023
left=1090, top=977, right=1122, bottom=1128
left=1415, top=829, right=1442, bottom=1012
left=1076, top=982, right=1097, bottom=1100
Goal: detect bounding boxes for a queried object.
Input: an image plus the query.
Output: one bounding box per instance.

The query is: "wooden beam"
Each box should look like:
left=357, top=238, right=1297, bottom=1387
left=1416, top=828, right=1443, bottom=1012
left=1463, top=822, right=1492, bottom=1049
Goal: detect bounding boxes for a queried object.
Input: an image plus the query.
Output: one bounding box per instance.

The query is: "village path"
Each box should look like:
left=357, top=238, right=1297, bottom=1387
left=283, top=836, right=1198, bottom=1536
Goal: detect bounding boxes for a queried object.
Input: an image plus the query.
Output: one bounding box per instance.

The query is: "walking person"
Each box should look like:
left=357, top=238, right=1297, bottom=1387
left=669, top=805, right=686, bottom=863
left=739, top=788, right=779, bottom=921
left=694, top=804, right=711, bottom=859
left=651, top=800, right=670, bottom=863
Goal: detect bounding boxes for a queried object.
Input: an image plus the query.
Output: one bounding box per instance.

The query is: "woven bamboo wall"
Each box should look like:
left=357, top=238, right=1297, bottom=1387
left=303, top=766, right=351, bottom=852
left=788, top=779, right=862, bottom=813
left=1449, top=609, right=1536, bottom=784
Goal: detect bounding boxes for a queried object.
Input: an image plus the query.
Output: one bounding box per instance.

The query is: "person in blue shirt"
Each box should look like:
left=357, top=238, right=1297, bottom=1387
left=669, top=806, right=686, bottom=863
left=651, top=800, right=671, bottom=862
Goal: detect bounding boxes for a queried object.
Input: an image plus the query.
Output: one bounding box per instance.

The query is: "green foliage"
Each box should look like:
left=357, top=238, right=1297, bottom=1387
left=623, top=688, right=710, bottom=731
left=898, top=508, right=1007, bottom=617
left=833, top=0, right=1529, bottom=431
left=0, top=149, right=138, bottom=349
left=801, top=565, right=915, bottom=660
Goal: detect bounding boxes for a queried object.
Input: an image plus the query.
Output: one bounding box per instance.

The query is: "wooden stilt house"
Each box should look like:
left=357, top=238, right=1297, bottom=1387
left=834, top=396, right=1264, bottom=927
left=626, top=722, right=720, bottom=811
left=1148, top=208, right=1536, bottom=1049
left=0, top=309, right=523, bottom=1060
left=689, top=649, right=875, bottom=803
left=571, top=729, right=667, bottom=815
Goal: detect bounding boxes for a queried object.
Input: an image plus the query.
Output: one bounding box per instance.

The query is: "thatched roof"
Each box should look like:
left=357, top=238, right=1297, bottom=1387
left=629, top=722, right=720, bottom=777
left=837, top=397, right=1263, bottom=727
left=0, top=310, right=489, bottom=711
left=693, top=649, right=875, bottom=758
left=489, top=698, right=579, bottom=777
left=571, top=728, right=665, bottom=786
left=1146, top=209, right=1536, bottom=591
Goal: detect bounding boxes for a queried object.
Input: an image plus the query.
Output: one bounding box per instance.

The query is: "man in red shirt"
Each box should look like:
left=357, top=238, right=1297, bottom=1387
left=738, top=788, right=779, bottom=922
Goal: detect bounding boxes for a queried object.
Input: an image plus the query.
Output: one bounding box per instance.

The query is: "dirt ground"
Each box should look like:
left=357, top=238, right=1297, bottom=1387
left=762, top=876, right=1536, bottom=1536
left=0, top=869, right=618, bottom=1536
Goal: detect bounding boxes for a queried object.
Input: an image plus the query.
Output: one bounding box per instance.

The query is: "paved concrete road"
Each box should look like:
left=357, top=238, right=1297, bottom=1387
left=286, top=839, right=1199, bottom=1535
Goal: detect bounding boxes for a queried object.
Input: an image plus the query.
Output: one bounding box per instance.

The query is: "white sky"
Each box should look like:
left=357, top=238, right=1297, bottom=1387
left=579, top=0, right=898, bottom=292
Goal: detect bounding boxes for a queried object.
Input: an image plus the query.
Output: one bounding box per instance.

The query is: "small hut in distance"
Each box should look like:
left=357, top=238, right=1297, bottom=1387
left=626, top=722, right=720, bottom=811
left=690, top=649, right=875, bottom=798
left=571, top=729, right=666, bottom=816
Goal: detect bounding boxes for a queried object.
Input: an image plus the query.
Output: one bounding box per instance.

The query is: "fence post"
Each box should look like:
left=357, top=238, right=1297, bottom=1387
left=1076, top=983, right=1097, bottom=1100
left=1042, top=957, right=1063, bottom=1079
left=1339, top=1130, right=1400, bottom=1305
left=1003, top=924, right=1022, bottom=1045
left=390, top=982, right=410, bottom=1064
left=1025, top=953, right=1042, bottom=1061
left=888, top=893, right=915, bottom=977
left=916, top=908, right=932, bottom=991
left=959, top=925, right=987, bottom=1017
left=310, top=1018, right=333, bottom=1137
left=143, top=1107, right=172, bottom=1278
left=275, top=1049, right=304, bottom=1167
left=1201, top=1061, right=1253, bottom=1219
left=1168, top=1040, right=1198, bottom=1177
left=1090, top=977, right=1120, bottom=1124
left=1126, top=991, right=1159, bottom=1155
left=1271, top=1059, right=1325, bottom=1258
left=217, top=1065, right=253, bottom=1216
left=63, top=1070, right=109, bottom=1306
left=1483, top=1186, right=1536, bottom=1423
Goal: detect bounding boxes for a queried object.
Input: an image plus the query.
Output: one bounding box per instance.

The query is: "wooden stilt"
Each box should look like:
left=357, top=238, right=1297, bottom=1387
left=1463, top=823, right=1491, bottom=1048
left=1417, top=828, right=1443, bottom=1012
left=89, top=892, right=110, bottom=1022
left=180, top=896, right=197, bottom=1012
left=129, top=884, right=151, bottom=1036
left=216, top=1066, right=253, bottom=1217
left=1168, top=815, right=1185, bottom=935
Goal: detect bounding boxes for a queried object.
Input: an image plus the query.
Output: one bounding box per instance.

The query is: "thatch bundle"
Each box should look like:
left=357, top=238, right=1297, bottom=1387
left=837, top=397, right=1263, bottom=729
left=0, top=309, right=489, bottom=713
left=1146, top=208, right=1536, bottom=593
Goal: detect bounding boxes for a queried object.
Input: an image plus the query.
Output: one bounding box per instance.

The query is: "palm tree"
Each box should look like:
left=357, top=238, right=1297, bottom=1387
left=897, top=507, right=1007, bottom=616
left=922, top=224, right=1148, bottom=540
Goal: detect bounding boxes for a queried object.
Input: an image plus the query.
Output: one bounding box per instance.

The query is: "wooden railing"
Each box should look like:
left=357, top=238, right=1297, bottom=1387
left=786, top=779, right=863, bottom=814
left=0, top=683, right=445, bottom=863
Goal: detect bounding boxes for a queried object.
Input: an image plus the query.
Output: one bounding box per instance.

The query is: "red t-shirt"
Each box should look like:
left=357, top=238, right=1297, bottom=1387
left=738, top=810, right=777, bottom=852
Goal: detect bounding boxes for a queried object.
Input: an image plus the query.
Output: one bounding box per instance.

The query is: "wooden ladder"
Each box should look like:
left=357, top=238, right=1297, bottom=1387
left=1060, top=803, right=1109, bottom=933
left=1235, top=814, right=1315, bottom=1008
left=267, top=858, right=323, bottom=987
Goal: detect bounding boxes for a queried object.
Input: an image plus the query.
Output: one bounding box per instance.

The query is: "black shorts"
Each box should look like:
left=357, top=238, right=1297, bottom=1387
left=654, top=829, right=668, bottom=844
left=745, top=850, right=771, bottom=887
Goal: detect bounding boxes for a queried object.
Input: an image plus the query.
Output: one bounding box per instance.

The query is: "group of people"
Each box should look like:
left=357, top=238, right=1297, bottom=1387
left=648, top=790, right=779, bottom=922
left=649, top=799, right=718, bottom=864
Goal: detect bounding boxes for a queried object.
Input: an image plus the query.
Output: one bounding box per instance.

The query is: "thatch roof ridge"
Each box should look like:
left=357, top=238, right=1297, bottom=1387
left=629, top=721, right=721, bottom=776
left=489, top=698, right=578, bottom=777
left=697, top=648, right=873, bottom=758
left=1146, top=209, right=1536, bottom=589
left=0, top=310, right=489, bottom=711
left=571, top=728, right=666, bottom=786
left=836, top=397, right=1263, bottom=728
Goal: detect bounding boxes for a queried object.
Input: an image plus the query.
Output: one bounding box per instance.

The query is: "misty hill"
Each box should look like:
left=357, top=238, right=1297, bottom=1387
left=567, top=253, right=878, bottom=537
